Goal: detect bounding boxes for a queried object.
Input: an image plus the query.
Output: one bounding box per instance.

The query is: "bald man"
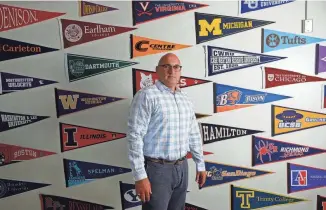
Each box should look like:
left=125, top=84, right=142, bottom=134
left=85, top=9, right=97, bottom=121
left=127, top=53, right=206, bottom=210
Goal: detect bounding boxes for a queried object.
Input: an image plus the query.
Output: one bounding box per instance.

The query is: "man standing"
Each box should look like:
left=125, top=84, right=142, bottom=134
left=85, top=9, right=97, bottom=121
left=127, top=53, right=206, bottom=210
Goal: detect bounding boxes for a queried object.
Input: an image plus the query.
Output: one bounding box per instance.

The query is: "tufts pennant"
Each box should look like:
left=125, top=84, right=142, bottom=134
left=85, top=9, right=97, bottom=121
left=316, top=44, right=326, bottom=75
left=79, top=0, right=118, bottom=17
left=239, top=0, right=295, bottom=14
left=317, top=195, right=326, bottom=210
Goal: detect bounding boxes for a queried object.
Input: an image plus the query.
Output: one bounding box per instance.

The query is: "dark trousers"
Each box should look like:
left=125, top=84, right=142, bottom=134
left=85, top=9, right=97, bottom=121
left=142, top=158, right=188, bottom=210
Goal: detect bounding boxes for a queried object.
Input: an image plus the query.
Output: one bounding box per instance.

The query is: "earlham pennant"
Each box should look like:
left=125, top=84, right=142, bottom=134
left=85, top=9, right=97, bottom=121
left=0, top=3, right=65, bottom=32
left=252, top=135, right=326, bottom=167
left=60, top=19, right=136, bottom=48
left=130, top=35, right=191, bottom=58
left=271, top=105, right=326, bottom=136
left=316, top=44, right=326, bottom=75
left=79, top=0, right=118, bottom=17
left=59, top=122, right=126, bottom=152
left=317, top=195, right=326, bottom=210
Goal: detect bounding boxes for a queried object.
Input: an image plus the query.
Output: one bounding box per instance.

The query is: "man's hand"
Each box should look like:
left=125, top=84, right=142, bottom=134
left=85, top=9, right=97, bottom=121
left=135, top=178, right=152, bottom=202
left=196, top=171, right=207, bottom=188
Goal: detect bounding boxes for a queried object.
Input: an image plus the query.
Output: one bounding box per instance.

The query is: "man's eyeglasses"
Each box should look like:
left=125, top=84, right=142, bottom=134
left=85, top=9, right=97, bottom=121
left=158, top=64, right=182, bottom=71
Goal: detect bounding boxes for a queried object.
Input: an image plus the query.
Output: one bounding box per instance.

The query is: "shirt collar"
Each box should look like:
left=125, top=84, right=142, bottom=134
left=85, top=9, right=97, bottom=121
left=155, top=80, right=181, bottom=94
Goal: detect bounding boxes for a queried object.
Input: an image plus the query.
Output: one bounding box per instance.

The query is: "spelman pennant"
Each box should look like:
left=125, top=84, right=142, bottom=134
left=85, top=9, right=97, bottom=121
left=230, top=184, right=308, bottom=210
left=271, top=105, right=326, bottom=136
left=60, top=19, right=136, bottom=48
left=66, top=54, right=138, bottom=82
left=132, top=0, right=208, bottom=25
left=195, top=12, right=274, bottom=44
left=130, top=35, right=191, bottom=58
left=262, top=28, right=326, bottom=53
left=79, top=0, right=118, bottom=17
left=317, top=195, right=326, bottom=210
left=252, top=135, right=326, bottom=167
left=316, top=44, right=326, bottom=75
left=0, top=4, right=65, bottom=32
left=213, top=83, right=291, bottom=113
left=206, top=46, right=286, bottom=76
left=239, top=0, right=295, bottom=14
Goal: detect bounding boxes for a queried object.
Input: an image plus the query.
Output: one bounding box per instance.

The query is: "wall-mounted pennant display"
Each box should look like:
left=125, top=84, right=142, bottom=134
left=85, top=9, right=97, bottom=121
left=206, top=46, right=286, bottom=76
left=63, top=159, right=131, bottom=187
left=119, top=181, right=142, bottom=210
left=213, top=83, right=291, bottom=113
left=60, top=122, right=126, bottom=152
left=195, top=12, right=274, bottom=44
left=317, top=195, right=326, bottom=210
left=0, top=37, right=59, bottom=62
left=230, top=184, right=308, bottom=210
left=54, top=88, right=125, bottom=117
left=0, top=4, right=65, bottom=32
left=66, top=54, right=138, bottom=82
left=0, top=111, right=49, bottom=133
left=0, top=72, right=57, bottom=95
left=186, top=151, right=213, bottom=159
left=79, top=0, right=118, bottom=17
left=271, top=105, right=326, bottom=136
left=199, top=122, right=263, bottom=144
left=252, top=136, right=326, bottom=167
left=132, top=0, right=208, bottom=25
left=315, top=44, right=326, bottom=75
left=239, top=0, right=295, bottom=14
left=60, top=19, right=136, bottom=49
left=130, top=35, right=191, bottom=58
left=262, top=28, right=326, bottom=53
left=185, top=203, right=207, bottom=210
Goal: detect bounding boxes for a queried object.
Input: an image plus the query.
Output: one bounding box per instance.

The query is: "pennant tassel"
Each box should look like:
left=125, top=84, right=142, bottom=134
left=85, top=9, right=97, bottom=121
left=204, top=45, right=207, bottom=78
left=261, top=66, right=265, bottom=89
left=64, top=54, right=69, bottom=83
left=315, top=44, right=320, bottom=75
left=130, top=34, right=134, bottom=59
left=0, top=72, right=3, bottom=94
left=57, top=19, right=63, bottom=50
left=322, top=84, right=325, bottom=109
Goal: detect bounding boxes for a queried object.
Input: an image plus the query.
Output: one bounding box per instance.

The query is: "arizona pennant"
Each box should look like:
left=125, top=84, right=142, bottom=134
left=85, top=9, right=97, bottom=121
left=317, top=195, right=326, bottom=210
left=239, top=0, right=295, bottom=14
left=119, top=181, right=142, bottom=210
left=185, top=203, right=207, bottom=210
left=213, top=83, right=291, bottom=113
left=186, top=151, right=213, bottom=159
left=79, top=0, right=118, bottom=17
left=316, top=44, right=326, bottom=75
left=195, top=12, right=274, bottom=44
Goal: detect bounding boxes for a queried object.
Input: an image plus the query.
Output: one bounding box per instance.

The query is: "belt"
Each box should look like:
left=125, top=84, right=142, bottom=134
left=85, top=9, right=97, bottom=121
left=144, top=155, right=187, bottom=165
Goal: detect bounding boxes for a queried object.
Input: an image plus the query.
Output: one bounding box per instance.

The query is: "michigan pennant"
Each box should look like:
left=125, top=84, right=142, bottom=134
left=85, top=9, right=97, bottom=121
left=262, top=28, right=326, bottom=53
left=79, top=0, right=118, bottom=17
left=239, top=0, right=295, bottom=14
left=119, top=181, right=142, bottom=210
left=185, top=203, right=207, bottom=210
left=272, top=105, right=326, bottom=136
left=317, top=195, right=326, bottom=210
left=195, top=12, right=274, bottom=44
left=132, top=0, right=208, bottom=25
left=213, top=83, right=291, bottom=113
left=316, top=44, right=326, bottom=75
left=66, top=54, right=138, bottom=82
left=206, top=46, right=286, bottom=76
left=252, top=135, right=326, bottom=166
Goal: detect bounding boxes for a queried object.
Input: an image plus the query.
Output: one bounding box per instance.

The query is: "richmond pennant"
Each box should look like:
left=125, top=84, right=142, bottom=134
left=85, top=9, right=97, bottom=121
left=239, top=0, right=295, bottom=14
left=79, top=0, right=118, bottom=17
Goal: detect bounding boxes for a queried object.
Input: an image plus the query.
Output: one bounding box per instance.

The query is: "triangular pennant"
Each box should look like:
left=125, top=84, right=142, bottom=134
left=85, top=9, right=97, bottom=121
left=186, top=151, right=213, bottom=159
left=79, top=0, right=118, bottom=17
left=202, top=161, right=272, bottom=189
left=195, top=12, right=274, bottom=44
left=0, top=143, right=56, bottom=167
left=271, top=105, right=326, bottom=136
left=66, top=54, right=138, bottom=82
left=263, top=66, right=326, bottom=88
left=132, top=68, right=211, bottom=95
left=317, top=195, right=326, bottom=210
left=316, top=44, right=326, bottom=75
left=0, top=178, right=50, bottom=199
left=195, top=113, right=211, bottom=119
left=0, top=37, right=59, bottom=62
left=200, top=123, right=263, bottom=144
left=63, top=159, right=131, bottom=187
left=239, top=0, right=295, bottom=14
left=0, top=111, right=49, bottom=132
left=206, top=46, right=286, bottom=76
left=185, top=203, right=207, bottom=210
left=230, top=184, right=308, bottom=210
left=132, top=0, right=209, bottom=25
left=0, top=72, right=57, bottom=95
left=262, top=28, right=326, bottom=53
left=60, top=19, right=136, bottom=49
left=213, top=83, right=291, bottom=113
left=0, top=4, right=65, bottom=32
left=130, top=34, right=191, bottom=58
left=119, top=181, right=142, bottom=210
left=252, top=136, right=326, bottom=167
left=54, top=88, right=125, bottom=117
left=60, top=122, right=126, bottom=152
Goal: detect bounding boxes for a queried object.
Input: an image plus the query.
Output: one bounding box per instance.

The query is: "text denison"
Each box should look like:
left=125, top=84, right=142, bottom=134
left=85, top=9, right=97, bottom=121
left=0, top=6, right=38, bottom=30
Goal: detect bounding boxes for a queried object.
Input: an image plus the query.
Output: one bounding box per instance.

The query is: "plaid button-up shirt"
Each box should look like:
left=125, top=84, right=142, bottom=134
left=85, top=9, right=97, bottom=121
left=127, top=80, right=205, bottom=181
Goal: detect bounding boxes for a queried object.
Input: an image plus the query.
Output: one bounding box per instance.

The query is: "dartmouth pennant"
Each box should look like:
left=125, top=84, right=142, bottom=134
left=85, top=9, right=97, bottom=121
left=60, top=122, right=126, bottom=152
left=317, top=195, right=326, bottom=210
left=199, top=122, right=263, bottom=144
left=79, top=0, right=118, bottom=17
left=54, top=88, right=125, bottom=117
left=230, top=184, right=308, bottom=210
left=252, top=135, right=326, bottom=167
left=132, top=0, right=208, bottom=25
left=63, top=159, right=131, bottom=187
left=272, top=105, right=326, bottom=136
left=0, top=72, right=57, bottom=95
left=66, top=54, right=138, bottom=82
left=213, top=83, right=291, bottom=113
left=119, top=181, right=142, bottom=210
left=195, top=12, right=274, bottom=44
left=239, top=0, right=295, bottom=14
left=262, top=28, right=326, bottom=53
left=316, top=44, right=326, bottom=75
left=206, top=46, right=286, bottom=76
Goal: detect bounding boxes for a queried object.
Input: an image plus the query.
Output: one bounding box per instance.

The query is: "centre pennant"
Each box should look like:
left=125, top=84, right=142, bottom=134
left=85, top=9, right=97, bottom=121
left=79, top=0, right=118, bottom=17
left=213, top=83, right=291, bottom=113
left=239, top=0, right=295, bottom=14
left=271, top=105, right=326, bottom=136
left=206, top=46, right=286, bottom=76
left=317, top=195, right=326, bottom=210
left=315, top=44, right=326, bottom=75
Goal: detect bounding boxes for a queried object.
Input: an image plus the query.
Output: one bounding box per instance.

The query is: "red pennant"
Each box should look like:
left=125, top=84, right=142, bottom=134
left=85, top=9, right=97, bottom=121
left=186, top=151, right=213, bottom=159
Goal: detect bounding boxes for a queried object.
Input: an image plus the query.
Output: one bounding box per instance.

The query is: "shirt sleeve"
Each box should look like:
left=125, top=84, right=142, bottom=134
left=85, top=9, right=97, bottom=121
left=127, top=90, right=152, bottom=181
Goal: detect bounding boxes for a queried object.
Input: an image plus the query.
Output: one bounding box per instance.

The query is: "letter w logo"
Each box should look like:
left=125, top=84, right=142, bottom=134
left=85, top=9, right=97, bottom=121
left=59, top=95, right=79, bottom=109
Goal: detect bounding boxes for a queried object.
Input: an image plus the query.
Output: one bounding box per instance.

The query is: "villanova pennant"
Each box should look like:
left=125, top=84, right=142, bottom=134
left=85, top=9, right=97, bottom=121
left=195, top=12, right=274, bottom=44
left=206, top=46, right=286, bottom=76
left=239, top=0, right=295, bottom=14
left=79, top=0, right=118, bottom=17
left=315, top=44, right=326, bottom=75
left=119, top=181, right=142, bottom=210
left=252, top=135, right=326, bottom=166
left=213, top=83, right=291, bottom=113
left=317, top=195, right=326, bottom=210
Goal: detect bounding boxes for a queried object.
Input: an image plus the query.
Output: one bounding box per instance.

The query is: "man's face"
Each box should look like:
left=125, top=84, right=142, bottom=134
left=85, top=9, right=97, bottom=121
left=156, top=55, right=182, bottom=88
